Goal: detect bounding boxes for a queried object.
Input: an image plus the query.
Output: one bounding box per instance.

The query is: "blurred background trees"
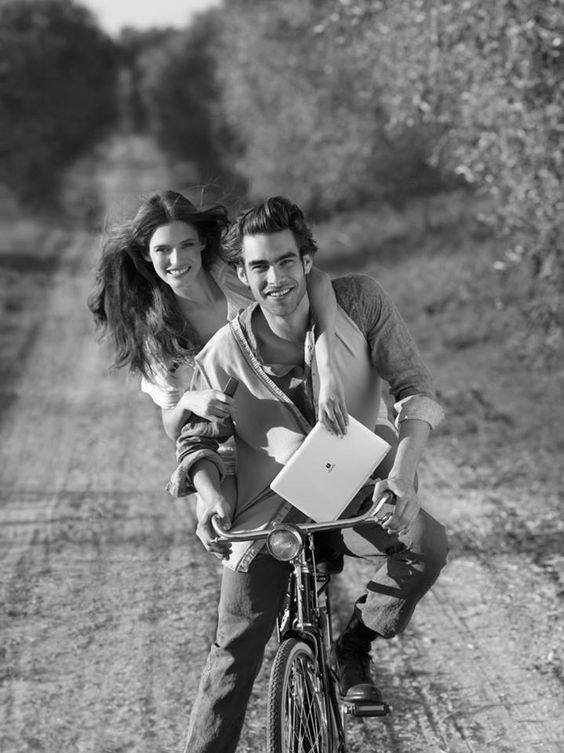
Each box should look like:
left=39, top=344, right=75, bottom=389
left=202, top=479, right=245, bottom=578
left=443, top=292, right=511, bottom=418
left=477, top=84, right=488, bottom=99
left=0, top=0, right=119, bottom=209
left=0, top=0, right=561, bottom=355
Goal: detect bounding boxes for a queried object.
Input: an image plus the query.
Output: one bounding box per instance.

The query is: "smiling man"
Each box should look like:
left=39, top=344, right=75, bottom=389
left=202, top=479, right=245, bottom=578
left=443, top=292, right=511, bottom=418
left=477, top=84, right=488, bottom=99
left=169, top=196, right=448, bottom=753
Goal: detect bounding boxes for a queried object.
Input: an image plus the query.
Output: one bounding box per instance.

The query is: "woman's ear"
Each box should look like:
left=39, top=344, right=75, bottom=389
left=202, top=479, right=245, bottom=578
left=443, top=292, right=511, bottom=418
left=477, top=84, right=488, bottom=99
left=236, top=263, right=249, bottom=286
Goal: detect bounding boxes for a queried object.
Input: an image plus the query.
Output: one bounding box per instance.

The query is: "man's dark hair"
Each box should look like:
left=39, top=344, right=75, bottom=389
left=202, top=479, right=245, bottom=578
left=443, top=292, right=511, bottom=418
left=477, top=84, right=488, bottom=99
left=223, top=196, right=318, bottom=266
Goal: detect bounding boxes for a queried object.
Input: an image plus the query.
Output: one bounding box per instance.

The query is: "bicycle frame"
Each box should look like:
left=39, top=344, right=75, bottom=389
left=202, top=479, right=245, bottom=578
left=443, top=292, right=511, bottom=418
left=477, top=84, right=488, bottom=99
left=212, top=490, right=395, bottom=750
left=270, top=530, right=346, bottom=750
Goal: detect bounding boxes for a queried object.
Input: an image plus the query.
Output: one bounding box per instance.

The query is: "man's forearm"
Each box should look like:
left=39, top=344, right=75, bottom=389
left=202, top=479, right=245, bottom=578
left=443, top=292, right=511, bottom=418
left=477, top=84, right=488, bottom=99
left=191, top=458, right=223, bottom=500
left=389, top=418, right=431, bottom=485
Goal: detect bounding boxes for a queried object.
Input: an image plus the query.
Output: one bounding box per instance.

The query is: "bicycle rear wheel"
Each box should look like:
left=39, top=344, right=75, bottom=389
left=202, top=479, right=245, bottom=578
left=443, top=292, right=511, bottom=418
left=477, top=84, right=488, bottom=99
left=267, top=637, right=337, bottom=753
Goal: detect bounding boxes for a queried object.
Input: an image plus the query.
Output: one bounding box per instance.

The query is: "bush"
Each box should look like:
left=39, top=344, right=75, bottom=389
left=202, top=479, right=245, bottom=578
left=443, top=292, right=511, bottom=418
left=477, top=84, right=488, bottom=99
left=133, top=11, right=246, bottom=204
left=0, top=0, right=119, bottom=208
left=214, top=0, right=563, bottom=356
left=216, top=0, right=444, bottom=215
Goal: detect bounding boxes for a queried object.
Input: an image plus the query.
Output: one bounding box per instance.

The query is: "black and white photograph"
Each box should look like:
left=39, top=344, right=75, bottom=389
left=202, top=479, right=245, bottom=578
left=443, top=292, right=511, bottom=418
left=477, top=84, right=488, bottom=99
left=0, top=1, right=562, bottom=752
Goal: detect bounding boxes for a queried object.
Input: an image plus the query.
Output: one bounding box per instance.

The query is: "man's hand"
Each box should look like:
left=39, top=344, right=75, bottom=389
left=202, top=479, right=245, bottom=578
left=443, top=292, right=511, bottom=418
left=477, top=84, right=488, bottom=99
left=372, top=476, right=419, bottom=536
left=317, top=367, right=348, bottom=436
left=195, top=493, right=233, bottom=559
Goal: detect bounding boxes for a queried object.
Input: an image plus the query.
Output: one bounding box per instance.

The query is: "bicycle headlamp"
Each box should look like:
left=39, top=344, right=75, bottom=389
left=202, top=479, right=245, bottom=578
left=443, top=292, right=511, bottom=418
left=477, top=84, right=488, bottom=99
left=266, top=525, right=304, bottom=561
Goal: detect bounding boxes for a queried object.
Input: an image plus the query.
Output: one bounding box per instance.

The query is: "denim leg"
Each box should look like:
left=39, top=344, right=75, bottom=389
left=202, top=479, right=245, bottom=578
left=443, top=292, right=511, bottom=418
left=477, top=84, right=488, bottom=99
left=183, top=553, right=290, bottom=753
left=337, top=508, right=448, bottom=638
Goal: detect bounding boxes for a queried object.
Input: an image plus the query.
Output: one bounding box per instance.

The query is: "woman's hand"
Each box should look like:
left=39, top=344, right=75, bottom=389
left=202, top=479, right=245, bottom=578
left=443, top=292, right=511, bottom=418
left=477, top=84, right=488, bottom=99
left=180, top=389, right=234, bottom=421
left=317, top=366, right=348, bottom=436
left=372, top=476, right=420, bottom=536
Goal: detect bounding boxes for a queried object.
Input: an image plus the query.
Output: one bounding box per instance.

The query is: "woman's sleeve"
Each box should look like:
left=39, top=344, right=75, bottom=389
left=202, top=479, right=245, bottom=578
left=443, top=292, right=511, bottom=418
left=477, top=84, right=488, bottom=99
left=140, top=359, right=195, bottom=409
left=140, top=374, right=182, bottom=409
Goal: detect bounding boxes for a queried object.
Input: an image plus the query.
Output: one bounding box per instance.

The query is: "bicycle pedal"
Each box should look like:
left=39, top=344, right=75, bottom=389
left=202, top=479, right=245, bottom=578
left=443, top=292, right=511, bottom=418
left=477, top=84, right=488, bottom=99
left=341, top=700, right=390, bottom=718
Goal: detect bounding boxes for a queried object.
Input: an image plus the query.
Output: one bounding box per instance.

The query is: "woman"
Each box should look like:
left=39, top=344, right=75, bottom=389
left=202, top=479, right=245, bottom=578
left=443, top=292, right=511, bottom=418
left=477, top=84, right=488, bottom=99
left=88, top=190, right=347, bottom=444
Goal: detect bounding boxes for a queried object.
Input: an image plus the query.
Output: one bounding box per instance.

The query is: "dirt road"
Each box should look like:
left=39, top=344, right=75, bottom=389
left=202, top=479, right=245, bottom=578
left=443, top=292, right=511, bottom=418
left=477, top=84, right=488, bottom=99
left=1, top=137, right=562, bottom=753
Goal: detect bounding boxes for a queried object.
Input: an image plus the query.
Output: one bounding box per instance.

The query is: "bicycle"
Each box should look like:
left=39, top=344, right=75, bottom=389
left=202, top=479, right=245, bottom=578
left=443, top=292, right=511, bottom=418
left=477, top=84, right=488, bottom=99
left=212, top=489, right=396, bottom=753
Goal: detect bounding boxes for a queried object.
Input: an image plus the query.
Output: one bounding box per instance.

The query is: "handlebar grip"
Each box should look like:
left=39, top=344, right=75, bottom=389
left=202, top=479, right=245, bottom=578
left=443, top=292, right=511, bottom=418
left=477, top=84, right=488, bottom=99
left=372, top=490, right=397, bottom=521
left=211, top=515, right=229, bottom=537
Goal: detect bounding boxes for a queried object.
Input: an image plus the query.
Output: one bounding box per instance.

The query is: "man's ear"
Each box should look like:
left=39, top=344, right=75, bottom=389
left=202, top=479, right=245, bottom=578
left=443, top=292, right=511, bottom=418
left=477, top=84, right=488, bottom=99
left=236, top=263, right=249, bottom=286
left=302, top=254, right=313, bottom=274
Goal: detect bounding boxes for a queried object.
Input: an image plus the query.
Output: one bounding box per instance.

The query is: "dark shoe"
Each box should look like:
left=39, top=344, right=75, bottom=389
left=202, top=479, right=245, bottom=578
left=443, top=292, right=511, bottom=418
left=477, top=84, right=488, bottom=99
left=332, top=616, right=382, bottom=703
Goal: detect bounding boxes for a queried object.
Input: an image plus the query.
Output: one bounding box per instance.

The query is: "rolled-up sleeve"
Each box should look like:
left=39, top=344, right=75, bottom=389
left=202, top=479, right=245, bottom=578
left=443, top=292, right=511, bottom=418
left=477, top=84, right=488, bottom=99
left=166, top=365, right=234, bottom=497
left=393, top=394, right=444, bottom=429
left=167, top=432, right=227, bottom=497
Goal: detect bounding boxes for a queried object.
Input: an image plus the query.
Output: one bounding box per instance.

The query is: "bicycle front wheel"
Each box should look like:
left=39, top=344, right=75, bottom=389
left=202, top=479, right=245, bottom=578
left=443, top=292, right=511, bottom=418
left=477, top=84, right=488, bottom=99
left=267, top=637, right=335, bottom=753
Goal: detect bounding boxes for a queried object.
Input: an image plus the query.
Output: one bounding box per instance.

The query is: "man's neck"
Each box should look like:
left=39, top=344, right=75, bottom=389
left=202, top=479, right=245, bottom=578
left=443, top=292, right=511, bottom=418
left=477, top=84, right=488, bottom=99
left=252, top=297, right=311, bottom=364
left=261, top=295, right=310, bottom=342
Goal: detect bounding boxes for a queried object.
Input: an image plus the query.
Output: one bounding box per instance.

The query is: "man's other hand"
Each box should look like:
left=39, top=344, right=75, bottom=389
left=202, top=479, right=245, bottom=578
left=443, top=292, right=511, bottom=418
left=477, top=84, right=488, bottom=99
left=196, top=494, right=233, bottom=559
left=372, top=477, right=419, bottom=536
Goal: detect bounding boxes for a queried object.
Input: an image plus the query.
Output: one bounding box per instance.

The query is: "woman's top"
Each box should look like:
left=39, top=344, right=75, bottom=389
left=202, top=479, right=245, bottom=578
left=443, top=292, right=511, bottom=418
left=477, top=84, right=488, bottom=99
left=140, top=257, right=252, bottom=409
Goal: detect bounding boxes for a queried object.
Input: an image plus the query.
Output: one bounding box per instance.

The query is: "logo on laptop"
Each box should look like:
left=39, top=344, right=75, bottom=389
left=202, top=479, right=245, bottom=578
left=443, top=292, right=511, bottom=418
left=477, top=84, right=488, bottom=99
left=325, top=462, right=335, bottom=473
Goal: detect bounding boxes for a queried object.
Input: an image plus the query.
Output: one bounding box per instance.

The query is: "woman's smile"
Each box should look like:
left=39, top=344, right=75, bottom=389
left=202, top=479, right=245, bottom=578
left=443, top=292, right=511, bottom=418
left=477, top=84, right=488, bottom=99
left=167, top=264, right=192, bottom=278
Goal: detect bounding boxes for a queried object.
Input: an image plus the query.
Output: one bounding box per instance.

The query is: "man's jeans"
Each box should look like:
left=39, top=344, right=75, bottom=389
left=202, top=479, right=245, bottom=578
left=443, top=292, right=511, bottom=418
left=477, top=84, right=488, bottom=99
left=183, top=508, right=448, bottom=753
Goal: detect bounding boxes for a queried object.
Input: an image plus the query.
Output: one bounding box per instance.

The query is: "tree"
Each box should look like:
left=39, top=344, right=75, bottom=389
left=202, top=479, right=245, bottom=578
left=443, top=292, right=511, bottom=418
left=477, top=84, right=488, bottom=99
left=134, top=10, right=246, bottom=203
left=0, top=0, right=119, bottom=207
left=216, top=0, right=563, bottom=354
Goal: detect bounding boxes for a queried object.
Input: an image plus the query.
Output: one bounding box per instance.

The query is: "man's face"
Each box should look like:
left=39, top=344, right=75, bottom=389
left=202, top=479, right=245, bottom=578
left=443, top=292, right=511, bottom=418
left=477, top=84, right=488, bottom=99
left=237, top=229, right=312, bottom=318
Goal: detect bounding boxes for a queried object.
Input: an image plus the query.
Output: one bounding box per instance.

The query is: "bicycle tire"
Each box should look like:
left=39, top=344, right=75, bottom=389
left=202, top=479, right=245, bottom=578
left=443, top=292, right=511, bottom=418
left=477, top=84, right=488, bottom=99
left=267, top=637, right=339, bottom=753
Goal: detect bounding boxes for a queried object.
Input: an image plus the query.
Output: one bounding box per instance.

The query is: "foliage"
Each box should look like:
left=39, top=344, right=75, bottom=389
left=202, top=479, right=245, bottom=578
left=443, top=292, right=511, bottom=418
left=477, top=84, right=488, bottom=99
left=0, top=0, right=119, bottom=208
left=215, top=0, right=563, bottom=356
left=216, top=1, right=445, bottom=215
left=133, top=11, right=246, bottom=205
left=118, top=27, right=179, bottom=133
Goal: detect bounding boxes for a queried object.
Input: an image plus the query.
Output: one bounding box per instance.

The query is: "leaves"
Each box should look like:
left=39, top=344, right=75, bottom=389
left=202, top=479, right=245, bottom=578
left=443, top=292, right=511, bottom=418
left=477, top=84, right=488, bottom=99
left=0, top=0, right=119, bottom=209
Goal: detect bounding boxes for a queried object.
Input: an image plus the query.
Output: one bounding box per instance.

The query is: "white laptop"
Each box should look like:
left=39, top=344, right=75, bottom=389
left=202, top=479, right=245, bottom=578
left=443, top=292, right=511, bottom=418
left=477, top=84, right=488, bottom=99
left=270, top=416, right=391, bottom=522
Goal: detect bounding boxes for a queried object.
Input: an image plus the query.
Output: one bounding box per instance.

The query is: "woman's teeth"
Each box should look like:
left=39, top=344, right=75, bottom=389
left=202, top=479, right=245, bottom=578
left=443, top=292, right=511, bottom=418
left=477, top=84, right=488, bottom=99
left=168, top=265, right=191, bottom=277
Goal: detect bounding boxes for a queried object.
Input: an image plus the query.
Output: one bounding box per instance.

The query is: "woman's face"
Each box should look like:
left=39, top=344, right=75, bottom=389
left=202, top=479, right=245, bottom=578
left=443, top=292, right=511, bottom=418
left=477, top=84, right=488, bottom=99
left=145, top=221, right=206, bottom=292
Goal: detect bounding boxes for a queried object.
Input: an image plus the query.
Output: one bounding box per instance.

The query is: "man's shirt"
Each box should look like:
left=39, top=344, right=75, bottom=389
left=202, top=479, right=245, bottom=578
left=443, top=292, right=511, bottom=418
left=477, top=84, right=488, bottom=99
left=240, top=305, right=318, bottom=426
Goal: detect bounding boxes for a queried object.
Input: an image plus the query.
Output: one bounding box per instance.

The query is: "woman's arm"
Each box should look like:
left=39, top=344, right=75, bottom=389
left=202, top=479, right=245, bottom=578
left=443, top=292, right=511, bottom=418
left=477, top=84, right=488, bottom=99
left=161, top=389, right=235, bottom=440
left=307, top=266, right=348, bottom=435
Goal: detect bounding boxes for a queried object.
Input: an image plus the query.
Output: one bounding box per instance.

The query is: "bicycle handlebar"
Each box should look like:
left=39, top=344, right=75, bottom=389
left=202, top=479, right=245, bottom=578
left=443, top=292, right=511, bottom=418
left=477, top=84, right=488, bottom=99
left=211, top=490, right=397, bottom=542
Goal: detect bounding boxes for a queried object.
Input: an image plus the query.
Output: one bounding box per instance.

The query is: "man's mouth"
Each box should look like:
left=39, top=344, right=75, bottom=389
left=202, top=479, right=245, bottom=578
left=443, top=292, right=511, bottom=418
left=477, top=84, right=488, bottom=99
left=265, top=286, right=293, bottom=299
left=167, top=265, right=191, bottom=278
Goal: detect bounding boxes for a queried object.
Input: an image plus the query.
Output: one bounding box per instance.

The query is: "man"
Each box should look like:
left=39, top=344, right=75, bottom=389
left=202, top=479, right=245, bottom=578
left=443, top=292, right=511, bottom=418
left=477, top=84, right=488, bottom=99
left=169, top=197, right=448, bottom=753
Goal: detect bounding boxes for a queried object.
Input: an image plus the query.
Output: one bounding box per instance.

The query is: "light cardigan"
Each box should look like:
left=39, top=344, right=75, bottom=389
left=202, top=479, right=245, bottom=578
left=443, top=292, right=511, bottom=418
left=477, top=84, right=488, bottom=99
left=168, top=274, right=444, bottom=571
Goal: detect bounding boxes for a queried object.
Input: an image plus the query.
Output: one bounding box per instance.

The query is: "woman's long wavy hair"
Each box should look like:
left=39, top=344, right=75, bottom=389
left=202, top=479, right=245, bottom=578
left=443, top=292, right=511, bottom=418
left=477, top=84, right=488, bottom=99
left=88, top=190, right=229, bottom=377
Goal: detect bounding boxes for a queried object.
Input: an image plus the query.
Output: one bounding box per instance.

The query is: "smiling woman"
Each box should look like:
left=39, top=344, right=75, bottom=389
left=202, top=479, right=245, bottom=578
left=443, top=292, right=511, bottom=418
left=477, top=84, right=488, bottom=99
left=146, top=221, right=206, bottom=287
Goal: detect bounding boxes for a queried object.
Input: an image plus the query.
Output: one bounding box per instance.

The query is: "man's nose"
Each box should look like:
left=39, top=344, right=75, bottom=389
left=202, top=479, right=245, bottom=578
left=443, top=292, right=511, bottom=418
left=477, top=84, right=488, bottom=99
left=266, top=265, right=282, bottom=285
